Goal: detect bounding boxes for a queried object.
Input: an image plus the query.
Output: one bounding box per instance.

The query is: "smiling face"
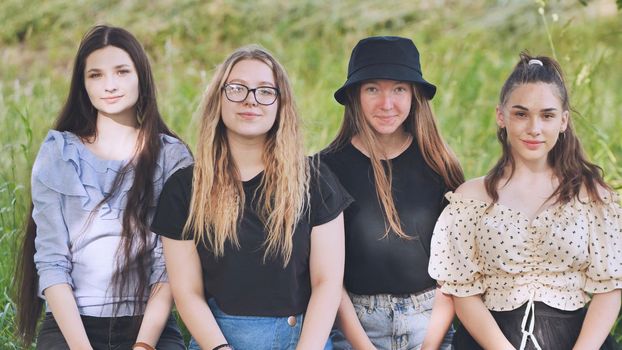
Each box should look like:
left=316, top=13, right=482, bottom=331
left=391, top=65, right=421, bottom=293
left=359, top=79, right=413, bottom=139
left=220, top=59, right=278, bottom=142
left=497, top=82, right=568, bottom=166
left=84, top=46, right=139, bottom=123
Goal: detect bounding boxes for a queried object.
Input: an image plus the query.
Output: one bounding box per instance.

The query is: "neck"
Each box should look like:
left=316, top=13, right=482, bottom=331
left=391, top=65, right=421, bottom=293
left=85, top=114, right=140, bottom=160
left=352, top=129, right=411, bottom=159
left=227, top=131, right=265, bottom=181
left=505, top=157, right=556, bottom=189
left=512, top=155, right=552, bottom=177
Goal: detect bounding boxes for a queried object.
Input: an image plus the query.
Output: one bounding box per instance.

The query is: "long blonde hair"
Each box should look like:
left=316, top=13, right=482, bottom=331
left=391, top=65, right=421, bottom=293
left=185, top=45, right=309, bottom=266
left=327, top=85, right=464, bottom=238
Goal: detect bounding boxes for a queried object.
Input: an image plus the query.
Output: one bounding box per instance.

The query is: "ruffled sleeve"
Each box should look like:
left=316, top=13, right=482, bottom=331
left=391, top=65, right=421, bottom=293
left=32, top=131, right=80, bottom=297
left=149, top=135, right=193, bottom=285
left=429, top=192, right=488, bottom=297
left=584, top=196, right=622, bottom=293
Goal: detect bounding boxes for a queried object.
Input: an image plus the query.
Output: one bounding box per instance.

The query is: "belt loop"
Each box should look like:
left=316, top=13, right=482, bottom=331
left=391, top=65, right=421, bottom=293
left=369, top=294, right=375, bottom=310
left=410, top=294, right=419, bottom=310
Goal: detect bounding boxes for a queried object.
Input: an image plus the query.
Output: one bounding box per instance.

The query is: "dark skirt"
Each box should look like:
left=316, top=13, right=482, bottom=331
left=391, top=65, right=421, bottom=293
left=36, top=312, right=185, bottom=350
left=453, top=301, right=620, bottom=350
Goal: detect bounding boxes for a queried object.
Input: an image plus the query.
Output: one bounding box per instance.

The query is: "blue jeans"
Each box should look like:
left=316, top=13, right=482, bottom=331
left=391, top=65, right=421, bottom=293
left=332, top=289, right=454, bottom=350
left=188, top=298, right=333, bottom=350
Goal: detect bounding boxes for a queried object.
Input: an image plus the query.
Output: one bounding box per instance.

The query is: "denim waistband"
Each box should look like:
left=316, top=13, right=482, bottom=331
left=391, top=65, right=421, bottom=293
left=348, top=286, right=436, bottom=309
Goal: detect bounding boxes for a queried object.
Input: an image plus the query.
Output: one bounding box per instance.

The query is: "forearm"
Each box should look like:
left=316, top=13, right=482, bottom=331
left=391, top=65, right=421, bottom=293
left=573, top=290, right=621, bottom=350
left=453, top=295, right=514, bottom=350
left=296, top=281, right=342, bottom=350
left=134, top=283, right=174, bottom=348
left=335, top=288, right=375, bottom=350
left=175, top=291, right=227, bottom=349
left=421, top=288, right=455, bottom=350
left=44, top=284, right=92, bottom=350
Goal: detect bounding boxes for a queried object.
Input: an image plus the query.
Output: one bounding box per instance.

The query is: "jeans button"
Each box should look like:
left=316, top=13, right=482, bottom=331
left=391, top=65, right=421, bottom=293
left=287, top=315, right=297, bottom=327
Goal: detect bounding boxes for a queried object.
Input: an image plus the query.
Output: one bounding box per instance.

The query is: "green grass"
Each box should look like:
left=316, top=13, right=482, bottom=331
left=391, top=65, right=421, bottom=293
left=1, top=0, right=621, bottom=347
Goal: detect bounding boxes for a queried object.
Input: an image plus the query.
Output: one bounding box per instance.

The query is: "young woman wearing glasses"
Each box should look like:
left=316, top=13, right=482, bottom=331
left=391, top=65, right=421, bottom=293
left=151, top=45, right=352, bottom=350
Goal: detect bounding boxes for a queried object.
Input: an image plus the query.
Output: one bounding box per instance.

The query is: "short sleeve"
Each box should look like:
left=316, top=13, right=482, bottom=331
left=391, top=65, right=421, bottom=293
left=160, top=135, right=193, bottom=181
left=151, top=166, right=193, bottom=240
left=309, top=161, right=353, bottom=227
left=584, top=198, right=622, bottom=293
left=428, top=192, right=487, bottom=297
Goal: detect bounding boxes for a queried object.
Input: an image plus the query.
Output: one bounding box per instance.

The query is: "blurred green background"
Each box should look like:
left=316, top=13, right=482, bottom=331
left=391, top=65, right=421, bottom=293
left=1, top=0, right=620, bottom=348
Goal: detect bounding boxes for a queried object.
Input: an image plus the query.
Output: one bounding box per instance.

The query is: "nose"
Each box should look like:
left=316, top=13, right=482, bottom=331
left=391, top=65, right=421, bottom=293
left=527, top=116, right=542, bottom=136
left=243, top=89, right=258, bottom=106
left=104, top=76, right=118, bottom=94
left=379, top=92, right=394, bottom=111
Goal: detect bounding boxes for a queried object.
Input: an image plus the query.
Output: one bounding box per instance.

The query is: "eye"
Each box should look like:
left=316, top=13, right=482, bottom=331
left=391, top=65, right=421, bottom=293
left=362, top=85, right=378, bottom=94
left=394, top=85, right=409, bottom=94
left=543, top=113, right=555, bottom=119
left=226, top=84, right=245, bottom=93
left=513, top=111, right=527, bottom=118
left=117, top=69, right=131, bottom=76
left=257, top=87, right=277, bottom=97
left=87, top=72, right=102, bottom=79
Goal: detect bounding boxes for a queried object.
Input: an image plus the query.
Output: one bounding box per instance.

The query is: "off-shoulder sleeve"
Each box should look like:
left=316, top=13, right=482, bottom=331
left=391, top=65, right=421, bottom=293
left=428, top=192, right=487, bottom=297
left=584, top=197, right=622, bottom=293
left=32, top=131, right=78, bottom=297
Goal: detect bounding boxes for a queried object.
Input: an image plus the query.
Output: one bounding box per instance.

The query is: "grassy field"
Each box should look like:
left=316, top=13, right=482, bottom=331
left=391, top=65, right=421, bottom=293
left=1, top=0, right=621, bottom=348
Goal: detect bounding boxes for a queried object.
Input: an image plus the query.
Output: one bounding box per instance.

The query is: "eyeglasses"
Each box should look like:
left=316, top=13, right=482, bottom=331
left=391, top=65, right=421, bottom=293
left=222, top=83, right=280, bottom=106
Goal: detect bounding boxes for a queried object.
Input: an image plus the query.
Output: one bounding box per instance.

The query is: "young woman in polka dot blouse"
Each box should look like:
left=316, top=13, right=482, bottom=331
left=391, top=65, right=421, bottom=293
left=429, top=53, right=621, bottom=350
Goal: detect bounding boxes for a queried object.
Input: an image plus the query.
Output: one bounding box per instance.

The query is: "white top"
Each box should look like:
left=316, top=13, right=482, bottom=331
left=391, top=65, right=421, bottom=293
left=429, top=191, right=622, bottom=312
left=32, top=130, right=193, bottom=316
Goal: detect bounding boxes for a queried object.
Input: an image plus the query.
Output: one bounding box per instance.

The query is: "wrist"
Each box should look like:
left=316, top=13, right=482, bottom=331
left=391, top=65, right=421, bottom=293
left=133, top=342, right=156, bottom=350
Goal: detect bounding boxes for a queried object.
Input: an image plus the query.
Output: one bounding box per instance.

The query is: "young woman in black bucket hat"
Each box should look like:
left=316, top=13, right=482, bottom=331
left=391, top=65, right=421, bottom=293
left=320, top=36, right=463, bottom=349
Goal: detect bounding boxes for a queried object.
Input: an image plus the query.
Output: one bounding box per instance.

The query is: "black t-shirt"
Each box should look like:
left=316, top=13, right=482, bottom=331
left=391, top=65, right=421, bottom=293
left=320, top=141, right=446, bottom=295
left=151, top=162, right=352, bottom=316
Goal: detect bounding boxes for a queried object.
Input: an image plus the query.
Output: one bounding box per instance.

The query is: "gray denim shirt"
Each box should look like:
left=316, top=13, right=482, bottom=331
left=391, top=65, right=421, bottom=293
left=32, top=130, right=193, bottom=316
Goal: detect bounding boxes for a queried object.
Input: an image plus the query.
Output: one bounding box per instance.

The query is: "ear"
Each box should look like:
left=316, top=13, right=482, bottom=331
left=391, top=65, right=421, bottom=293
left=495, top=105, right=506, bottom=128
left=560, top=110, right=569, bottom=132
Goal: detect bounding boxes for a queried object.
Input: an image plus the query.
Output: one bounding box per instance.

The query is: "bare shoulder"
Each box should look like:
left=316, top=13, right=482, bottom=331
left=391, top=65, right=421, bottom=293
left=455, top=177, right=492, bottom=202
left=578, top=183, right=616, bottom=202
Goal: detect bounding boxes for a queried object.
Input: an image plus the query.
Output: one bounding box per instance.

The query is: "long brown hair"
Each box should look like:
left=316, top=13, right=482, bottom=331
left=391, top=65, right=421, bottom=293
left=185, top=45, right=309, bottom=266
left=484, top=52, right=609, bottom=204
left=14, top=25, right=180, bottom=345
left=326, top=84, right=464, bottom=238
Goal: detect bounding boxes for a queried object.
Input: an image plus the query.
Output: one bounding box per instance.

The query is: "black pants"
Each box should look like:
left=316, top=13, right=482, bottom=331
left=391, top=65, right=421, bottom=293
left=36, top=313, right=185, bottom=350
left=453, top=301, right=620, bottom=350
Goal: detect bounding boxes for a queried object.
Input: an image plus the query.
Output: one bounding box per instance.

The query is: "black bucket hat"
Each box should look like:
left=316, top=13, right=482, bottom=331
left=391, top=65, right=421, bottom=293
left=334, top=36, right=437, bottom=105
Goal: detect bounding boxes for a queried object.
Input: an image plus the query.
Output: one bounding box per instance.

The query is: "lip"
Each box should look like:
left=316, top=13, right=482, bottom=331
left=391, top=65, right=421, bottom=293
left=238, top=111, right=261, bottom=120
left=521, top=139, right=544, bottom=150
left=101, top=95, right=124, bottom=103
left=374, top=115, right=398, bottom=124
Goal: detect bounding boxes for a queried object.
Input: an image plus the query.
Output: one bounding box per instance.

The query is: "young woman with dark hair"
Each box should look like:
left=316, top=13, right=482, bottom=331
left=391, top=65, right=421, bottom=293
left=429, top=53, right=621, bottom=349
left=321, top=36, right=463, bottom=350
left=14, top=25, right=192, bottom=350
left=151, top=45, right=352, bottom=350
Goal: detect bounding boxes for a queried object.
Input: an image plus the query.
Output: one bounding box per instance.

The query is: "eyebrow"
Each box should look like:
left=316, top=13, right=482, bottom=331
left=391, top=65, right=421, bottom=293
left=228, top=79, right=276, bottom=87
left=86, top=64, right=132, bottom=73
left=510, top=105, right=558, bottom=112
